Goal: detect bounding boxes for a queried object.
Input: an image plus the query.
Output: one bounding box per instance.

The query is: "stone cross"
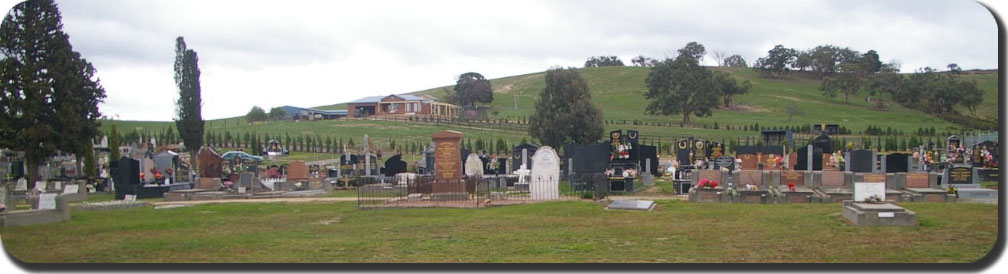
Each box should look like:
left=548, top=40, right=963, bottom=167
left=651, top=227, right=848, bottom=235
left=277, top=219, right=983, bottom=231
left=515, top=164, right=530, bottom=183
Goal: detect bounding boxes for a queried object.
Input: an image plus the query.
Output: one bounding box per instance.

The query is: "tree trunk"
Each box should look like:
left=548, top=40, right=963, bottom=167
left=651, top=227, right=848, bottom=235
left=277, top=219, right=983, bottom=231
left=26, top=158, right=38, bottom=189
left=683, top=111, right=692, bottom=126
left=843, top=91, right=850, bottom=104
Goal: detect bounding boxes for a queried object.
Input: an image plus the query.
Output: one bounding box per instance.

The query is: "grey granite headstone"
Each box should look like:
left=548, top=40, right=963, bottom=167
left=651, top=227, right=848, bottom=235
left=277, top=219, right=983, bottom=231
left=607, top=199, right=655, bottom=211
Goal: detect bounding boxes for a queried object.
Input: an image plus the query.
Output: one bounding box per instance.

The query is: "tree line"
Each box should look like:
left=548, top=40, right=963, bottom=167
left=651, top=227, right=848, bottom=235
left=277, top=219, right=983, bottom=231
left=1, top=0, right=107, bottom=184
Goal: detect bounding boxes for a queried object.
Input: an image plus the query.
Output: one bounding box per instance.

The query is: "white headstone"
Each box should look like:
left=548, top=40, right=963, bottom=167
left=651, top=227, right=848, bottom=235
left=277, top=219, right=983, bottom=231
left=238, top=186, right=247, bottom=194
left=38, top=193, right=57, bottom=210
left=854, top=182, right=886, bottom=202
left=464, top=153, right=484, bottom=177
left=529, top=146, right=560, bottom=200
left=54, top=181, right=63, bottom=190
left=15, top=178, right=28, bottom=191
left=34, top=181, right=46, bottom=191
left=63, top=184, right=79, bottom=195
left=125, top=194, right=136, bottom=201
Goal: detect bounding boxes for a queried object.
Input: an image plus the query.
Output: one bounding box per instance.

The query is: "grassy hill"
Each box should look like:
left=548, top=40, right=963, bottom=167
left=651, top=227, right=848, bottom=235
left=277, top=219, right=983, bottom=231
left=401, top=66, right=998, bottom=133
left=105, top=66, right=998, bottom=158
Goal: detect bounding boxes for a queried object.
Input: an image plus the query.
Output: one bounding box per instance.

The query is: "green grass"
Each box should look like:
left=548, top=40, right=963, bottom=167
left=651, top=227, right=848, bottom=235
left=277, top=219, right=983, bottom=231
left=103, top=66, right=997, bottom=159
left=1, top=201, right=996, bottom=263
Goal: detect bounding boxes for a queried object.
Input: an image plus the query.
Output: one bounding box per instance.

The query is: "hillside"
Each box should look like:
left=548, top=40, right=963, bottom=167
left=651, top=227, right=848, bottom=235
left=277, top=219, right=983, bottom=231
left=105, top=66, right=998, bottom=159
left=399, top=66, right=999, bottom=132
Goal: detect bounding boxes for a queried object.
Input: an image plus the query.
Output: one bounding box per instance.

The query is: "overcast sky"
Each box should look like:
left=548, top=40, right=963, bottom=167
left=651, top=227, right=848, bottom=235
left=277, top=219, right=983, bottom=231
left=2, top=0, right=1002, bottom=121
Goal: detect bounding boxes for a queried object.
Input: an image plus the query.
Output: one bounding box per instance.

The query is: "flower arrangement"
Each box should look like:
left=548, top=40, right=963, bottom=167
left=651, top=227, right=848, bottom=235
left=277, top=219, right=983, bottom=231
left=623, top=168, right=637, bottom=178
left=982, top=150, right=997, bottom=168
left=745, top=184, right=757, bottom=191
left=698, top=179, right=719, bottom=189
left=863, top=195, right=883, bottom=203
left=773, top=156, right=782, bottom=168
left=946, top=186, right=958, bottom=196
left=604, top=169, right=615, bottom=177
left=830, top=151, right=845, bottom=169
left=613, top=144, right=632, bottom=159
left=787, top=183, right=796, bottom=192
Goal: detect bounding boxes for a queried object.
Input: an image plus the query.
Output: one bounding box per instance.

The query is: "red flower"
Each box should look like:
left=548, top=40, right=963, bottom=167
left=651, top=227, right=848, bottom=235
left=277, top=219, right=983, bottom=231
left=788, top=183, right=796, bottom=191
left=699, top=179, right=709, bottom=188
left=710, top=181, right=719, bottom=188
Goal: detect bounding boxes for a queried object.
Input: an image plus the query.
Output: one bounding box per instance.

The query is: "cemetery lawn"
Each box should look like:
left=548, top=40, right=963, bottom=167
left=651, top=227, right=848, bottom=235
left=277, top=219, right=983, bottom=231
left=1, top=201, right=997, bottom=263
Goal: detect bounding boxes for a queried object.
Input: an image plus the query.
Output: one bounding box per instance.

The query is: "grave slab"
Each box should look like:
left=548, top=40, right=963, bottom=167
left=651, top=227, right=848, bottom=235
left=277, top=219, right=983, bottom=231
left=606, top=200, right=656, bottom=211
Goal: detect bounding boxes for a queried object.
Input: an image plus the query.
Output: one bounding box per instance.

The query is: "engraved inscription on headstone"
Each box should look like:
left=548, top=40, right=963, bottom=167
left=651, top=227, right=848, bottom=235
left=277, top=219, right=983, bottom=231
left=854, top=182, right=886, bottom=202
left=38, top=193, right=57, bottom=210
left=947, top=167, right=973, bottom=185
left=530, top=146, right=560, bottom=200
left=431, top=131, right=463, bottom=181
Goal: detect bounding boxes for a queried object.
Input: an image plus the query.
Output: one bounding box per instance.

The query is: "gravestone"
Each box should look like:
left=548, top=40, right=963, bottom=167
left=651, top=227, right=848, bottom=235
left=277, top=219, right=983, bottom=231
left=637, top=145, right=659, bottom=176
left=464, top=153, right=484, bottom=177
left=63, top=184, right=79, bottom=195
left=819, top=170, right=852, bottom=202
left=141, top=158, right=155, bottom=183
left=848, top=149, right=875, bottom=173
left=529, top=146, right=560, bottom=200
left=905, top=172, right=930, bottom=188
left=780, top=170, right=805, bottom=187
left=884, top=153, right=910, bottom=173
left=676, top=139, right=692, bottom=165
left=287, top=161, right=309, bottom=181
left=854, top=182, right=886, bottom=202
left=38, top=193, right=57, bottom=210
left=796, top=146, right=823, bottom=171
left=15, top=178, right=28, bottom=191
left=821, top=171, right=846, bottom=188
left=736, top=170, right=763, bottom=188
left=238, top=172, right=255, bottom=189
left=154, top=151, right=177, bottom=174
left=383, top=155, right=407, bottom=177
left=945, top=166, right=973, bottom=185
left=606, top=199, right=655, bottom=211
left=902, top=172, right=947, bottom=202
left=432, top=131, right=463, bottom=181
left=780, top=170, right=815, bottom=203
left=738, top=153, right=758, bottom=170
left=713, top=156, right=735, bottom=170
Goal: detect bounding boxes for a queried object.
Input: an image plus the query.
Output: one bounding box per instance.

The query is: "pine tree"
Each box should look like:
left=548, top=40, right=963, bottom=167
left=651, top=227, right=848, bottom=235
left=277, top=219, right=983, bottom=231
left=1, top=0, right=106, bottom=184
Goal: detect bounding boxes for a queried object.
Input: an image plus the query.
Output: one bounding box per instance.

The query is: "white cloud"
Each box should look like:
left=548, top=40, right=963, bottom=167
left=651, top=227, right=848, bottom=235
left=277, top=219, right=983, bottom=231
left=0, top=0, right=999, bottom=120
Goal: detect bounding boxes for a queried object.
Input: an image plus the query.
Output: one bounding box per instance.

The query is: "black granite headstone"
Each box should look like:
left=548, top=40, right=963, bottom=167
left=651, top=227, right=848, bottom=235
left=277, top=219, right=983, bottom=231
left=812, top=134, right=834, bottom=154
left=382, top=155, right=407, bottom=176
left=637, top=144, right=658, bottom=176
left=796, top=146, right=823, bottom=171
left=884, top=153, right=909, bottom=173
left=676, top=139, right=692, bottom=165
left=848, top=149, right=874, bottom=173
left=713, top=156, right=735, bottom=170
left=946, top=166, right=973, bottom=185
left=563, top=143, right=611, bottom=174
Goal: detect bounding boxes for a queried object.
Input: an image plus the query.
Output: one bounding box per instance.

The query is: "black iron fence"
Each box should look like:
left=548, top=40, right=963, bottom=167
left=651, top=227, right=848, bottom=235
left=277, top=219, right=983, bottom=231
left=357, top=173, right=608, bottom=209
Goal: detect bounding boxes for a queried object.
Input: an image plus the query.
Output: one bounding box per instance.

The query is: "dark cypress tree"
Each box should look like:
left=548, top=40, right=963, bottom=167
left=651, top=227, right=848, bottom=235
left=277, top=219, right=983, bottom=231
left=174, top=36, right=204, bottom=164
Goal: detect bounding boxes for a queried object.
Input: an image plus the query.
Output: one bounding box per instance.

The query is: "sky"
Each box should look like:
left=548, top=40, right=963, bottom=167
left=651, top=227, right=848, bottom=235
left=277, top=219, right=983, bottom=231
left=0, top=0, right=1001, bottom=121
